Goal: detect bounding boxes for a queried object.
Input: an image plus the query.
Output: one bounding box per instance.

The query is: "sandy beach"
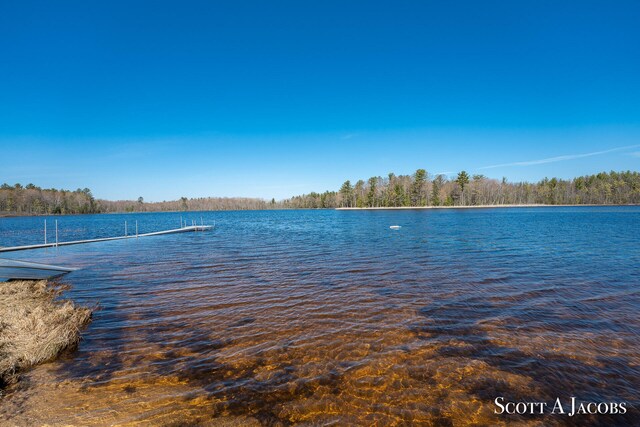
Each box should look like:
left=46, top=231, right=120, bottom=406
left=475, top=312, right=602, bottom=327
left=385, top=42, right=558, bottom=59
left=335, top=204, right=637, bottom=210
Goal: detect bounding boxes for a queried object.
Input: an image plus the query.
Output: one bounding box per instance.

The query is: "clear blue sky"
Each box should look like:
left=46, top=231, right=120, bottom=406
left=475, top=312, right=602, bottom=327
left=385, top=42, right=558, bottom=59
left=1, top=1, right=639, bottom=201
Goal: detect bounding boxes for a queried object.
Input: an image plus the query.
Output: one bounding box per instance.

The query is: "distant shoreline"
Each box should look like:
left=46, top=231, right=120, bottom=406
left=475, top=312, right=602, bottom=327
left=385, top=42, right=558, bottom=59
left=335, top=204, right=639, bottom=210
left=2, top=204, right=639, bottom=218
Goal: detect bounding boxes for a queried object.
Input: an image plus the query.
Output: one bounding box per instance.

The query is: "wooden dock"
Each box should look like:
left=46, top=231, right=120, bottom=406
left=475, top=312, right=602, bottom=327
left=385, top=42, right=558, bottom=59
left=0, top=225, right=212, bottom=253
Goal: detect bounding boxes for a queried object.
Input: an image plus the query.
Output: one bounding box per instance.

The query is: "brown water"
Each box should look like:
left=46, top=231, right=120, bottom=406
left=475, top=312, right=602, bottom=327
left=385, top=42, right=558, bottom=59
left=1, top=208, right=638, bottom=426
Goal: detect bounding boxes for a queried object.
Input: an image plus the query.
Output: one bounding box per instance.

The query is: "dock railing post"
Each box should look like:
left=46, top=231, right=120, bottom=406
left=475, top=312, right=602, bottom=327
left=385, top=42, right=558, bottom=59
left=136, top=221, right=138, bottom=238
left=125, top=220, right=128, bottom=237
left=55, top=220, right=58, bottom=247
left=44, top=219, right=47, bottom=245
left=180, top=215, right=183, bottom=229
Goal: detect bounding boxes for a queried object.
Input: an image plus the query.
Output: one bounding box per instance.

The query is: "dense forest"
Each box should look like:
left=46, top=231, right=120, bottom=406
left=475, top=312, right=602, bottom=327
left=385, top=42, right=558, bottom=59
left=1, top=170, right=639, bottom=215
left=286, top=170, right=640, bottom=208
left=0, top=183, right=270, bottom=215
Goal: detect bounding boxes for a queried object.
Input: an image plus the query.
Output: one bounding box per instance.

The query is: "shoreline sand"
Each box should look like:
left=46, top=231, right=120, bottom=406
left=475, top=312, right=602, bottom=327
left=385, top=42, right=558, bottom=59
left=335, top=204, right=638, bottom=210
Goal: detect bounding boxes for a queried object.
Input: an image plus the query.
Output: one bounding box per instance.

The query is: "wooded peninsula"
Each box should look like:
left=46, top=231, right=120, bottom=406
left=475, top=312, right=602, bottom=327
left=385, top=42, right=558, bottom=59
left=1, top=170, right=639, bottom=215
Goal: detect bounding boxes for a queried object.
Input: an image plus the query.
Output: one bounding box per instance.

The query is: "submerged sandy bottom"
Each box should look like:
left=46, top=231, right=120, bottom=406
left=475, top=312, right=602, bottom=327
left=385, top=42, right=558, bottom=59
left=2, top=329, right=537, bottom=425
left=2, top=284, right=635, bottom=426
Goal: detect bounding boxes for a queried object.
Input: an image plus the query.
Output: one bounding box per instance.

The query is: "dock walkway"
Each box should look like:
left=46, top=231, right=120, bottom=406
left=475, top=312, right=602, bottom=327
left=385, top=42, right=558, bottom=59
left=0, top=225, right=212, bottom=253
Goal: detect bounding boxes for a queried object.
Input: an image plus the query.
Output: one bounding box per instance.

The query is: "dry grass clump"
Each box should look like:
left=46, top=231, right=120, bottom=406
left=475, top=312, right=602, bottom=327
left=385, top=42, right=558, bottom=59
left=0, top=280, right=91, bottom=387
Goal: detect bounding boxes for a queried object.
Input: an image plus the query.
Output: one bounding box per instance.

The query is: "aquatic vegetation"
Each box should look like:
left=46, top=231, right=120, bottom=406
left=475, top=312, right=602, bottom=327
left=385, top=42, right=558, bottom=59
left=0, top=280, right=91, bottom=387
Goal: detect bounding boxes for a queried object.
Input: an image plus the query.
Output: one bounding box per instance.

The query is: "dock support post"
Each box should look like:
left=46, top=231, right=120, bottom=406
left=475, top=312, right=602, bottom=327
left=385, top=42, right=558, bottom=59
left=125, top=221, right=128, bottom=237
left=44, top=220, right=47, bottom=245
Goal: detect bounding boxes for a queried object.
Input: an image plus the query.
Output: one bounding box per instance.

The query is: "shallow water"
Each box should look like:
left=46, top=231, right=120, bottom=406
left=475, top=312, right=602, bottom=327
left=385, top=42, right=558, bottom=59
left=1, top=207, right=639, bottom=426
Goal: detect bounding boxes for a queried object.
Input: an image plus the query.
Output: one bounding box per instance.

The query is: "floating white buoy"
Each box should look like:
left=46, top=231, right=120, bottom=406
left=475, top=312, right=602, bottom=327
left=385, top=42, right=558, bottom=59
left=389, top=225, right=401, bottom=230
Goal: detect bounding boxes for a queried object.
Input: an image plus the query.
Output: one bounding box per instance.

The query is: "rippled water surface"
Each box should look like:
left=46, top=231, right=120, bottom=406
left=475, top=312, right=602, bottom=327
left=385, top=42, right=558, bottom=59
left=1, top=208, right=639, bottom=426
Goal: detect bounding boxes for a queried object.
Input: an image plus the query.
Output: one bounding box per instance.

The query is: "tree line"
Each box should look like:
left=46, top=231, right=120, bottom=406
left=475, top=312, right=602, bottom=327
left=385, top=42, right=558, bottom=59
left=282, top=170, right=640, bottom=208
left=0, top=184, right=98, bottom=215
left=0, top=184, right=270, bottom=215
left=1, top=170, right=639, bottom=215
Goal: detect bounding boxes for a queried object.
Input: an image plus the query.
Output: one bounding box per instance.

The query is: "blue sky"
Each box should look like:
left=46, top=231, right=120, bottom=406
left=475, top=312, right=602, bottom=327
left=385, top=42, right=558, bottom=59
left=1, top=1, right=639, bottom=201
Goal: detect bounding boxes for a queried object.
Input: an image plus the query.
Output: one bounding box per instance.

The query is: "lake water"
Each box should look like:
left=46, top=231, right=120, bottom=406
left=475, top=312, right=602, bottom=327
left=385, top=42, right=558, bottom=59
left=1, top=207, right=639, bottom=426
